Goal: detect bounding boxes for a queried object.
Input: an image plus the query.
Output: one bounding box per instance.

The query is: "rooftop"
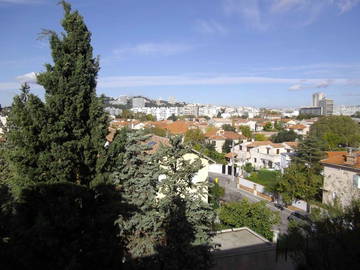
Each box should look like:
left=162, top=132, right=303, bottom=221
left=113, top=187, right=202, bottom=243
left=321, top=151, right=360, bottom=170
left=213, top=227, right=272, bottom=254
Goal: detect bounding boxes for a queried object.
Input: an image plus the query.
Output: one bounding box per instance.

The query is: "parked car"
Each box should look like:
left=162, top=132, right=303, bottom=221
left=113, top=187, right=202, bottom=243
left=274, top=203, right=285, bottom=211
left=287, top=211, right=311, bottom=223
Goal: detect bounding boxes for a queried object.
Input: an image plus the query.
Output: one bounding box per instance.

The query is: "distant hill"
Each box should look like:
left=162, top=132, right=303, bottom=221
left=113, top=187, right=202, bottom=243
left=103, top=95, right=186, bottom=108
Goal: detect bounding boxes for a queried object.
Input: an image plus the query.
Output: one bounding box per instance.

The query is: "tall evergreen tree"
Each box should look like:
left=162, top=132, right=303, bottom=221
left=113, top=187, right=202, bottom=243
left=293, top=136, right=325, bottom=174
left=38, top=1, right=108, bottom=186
left=6, top=83, right=48, bottom=191
left=112, top=130, right=163, bottom=259
left=8, top=1, right=108, bottom=188
left=155, top=136, right=215, bottom=270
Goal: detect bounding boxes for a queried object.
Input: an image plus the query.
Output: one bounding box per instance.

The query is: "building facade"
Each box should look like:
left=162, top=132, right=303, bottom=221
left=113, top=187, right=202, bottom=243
left=321, top=151, right=360, bottom=207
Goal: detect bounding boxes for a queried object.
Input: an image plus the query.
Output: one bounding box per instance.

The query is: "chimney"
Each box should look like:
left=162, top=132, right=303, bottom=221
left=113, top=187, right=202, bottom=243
left=345, top=148, right=358, bottom=166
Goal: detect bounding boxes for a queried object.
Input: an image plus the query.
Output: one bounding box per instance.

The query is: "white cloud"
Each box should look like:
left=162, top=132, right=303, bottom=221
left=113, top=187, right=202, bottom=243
left=97, top=74, right=348, bottom=89
left=288, top=78, right=337, bottom=90
left=16, top=72, right=37, bottom=83
left=271, top=0, right=308, bottom=13
left=223, top=0, right=267, bottom=30
left=196, top=20, right=228, bottom=34
left=113, top=42, right=194, bottom=57
left=335, top=0, right=360, bottom=13
left=221, top=0, right=360, bottom=30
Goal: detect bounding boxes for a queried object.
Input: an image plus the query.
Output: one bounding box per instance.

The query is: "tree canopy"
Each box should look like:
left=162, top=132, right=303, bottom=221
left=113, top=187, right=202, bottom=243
left=271, top=130, right=300, bottom=143
left=218, top=199, right=280, bottom=240
left=221, top=124, right=235, bottom=132
left=278, top=200, right=360, bottom=270
left=184, top=129, right=205, bottom=146
left=238, top=125, right=252, bottom=139
left=310, top=115, right=360, bottom=149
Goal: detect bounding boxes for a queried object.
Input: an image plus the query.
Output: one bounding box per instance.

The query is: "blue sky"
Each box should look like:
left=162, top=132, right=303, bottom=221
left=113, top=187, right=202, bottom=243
left=0, top=0, right=360, bottom=108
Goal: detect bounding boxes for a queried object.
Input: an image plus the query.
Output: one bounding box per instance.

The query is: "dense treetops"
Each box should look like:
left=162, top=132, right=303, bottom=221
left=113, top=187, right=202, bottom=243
left=310, top=115, right=360, bottom=150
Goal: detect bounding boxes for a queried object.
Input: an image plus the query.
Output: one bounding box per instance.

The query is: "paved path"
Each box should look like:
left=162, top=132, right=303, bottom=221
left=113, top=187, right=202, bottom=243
left=209, top=172, right=291, bottom=234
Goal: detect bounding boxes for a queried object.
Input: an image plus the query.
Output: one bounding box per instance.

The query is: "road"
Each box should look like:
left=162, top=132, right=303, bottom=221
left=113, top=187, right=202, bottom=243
left=209, top=172, right=291, bottom=234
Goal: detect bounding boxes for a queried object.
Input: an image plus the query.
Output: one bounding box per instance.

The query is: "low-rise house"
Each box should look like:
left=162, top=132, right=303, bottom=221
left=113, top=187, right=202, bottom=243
left=209, top=118, right=232, bottom=128
left=287, top=124, right=309, bottom=136
left=233, top=119, right=257, bottom=131
left=321, top=150, right=360, bottom=207
left=235, top=141, right=298, bottom=170
left=205, top=129, right=246, bottom=153
left=0, top=115, right=7, bottom=134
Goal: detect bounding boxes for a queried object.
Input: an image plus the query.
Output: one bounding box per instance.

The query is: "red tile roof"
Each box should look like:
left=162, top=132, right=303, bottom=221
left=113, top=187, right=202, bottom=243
left=246, top=141, right=283, bottom=148
left=321, top=151, right=360, bottom=170
left=288, top=124, right=307, bottom=130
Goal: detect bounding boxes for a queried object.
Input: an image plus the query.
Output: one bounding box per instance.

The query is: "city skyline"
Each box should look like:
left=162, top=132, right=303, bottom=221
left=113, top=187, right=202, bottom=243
left=1, top=0, right=360, bottom=107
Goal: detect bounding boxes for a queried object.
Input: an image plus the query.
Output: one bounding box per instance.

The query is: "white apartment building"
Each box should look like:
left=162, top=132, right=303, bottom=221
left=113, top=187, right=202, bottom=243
left=234, top=141, right=298, bottom=171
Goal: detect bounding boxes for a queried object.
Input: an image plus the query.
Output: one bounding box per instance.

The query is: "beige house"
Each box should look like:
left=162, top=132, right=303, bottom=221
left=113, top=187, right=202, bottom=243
left=205, top=129, right=246, bottom=153
left=321, top=151, right=360, bottom=207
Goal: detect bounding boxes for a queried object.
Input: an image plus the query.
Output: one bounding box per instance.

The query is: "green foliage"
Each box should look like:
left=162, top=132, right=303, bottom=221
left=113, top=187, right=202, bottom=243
left=1, top=182, right=124, bottom=270
left=167, top=113, right=178, bottom=121
left=263, top=122, right=273, bottom=131
left=352, top=111, right=360, bottom=118
left=0, top=142, right=9, bottom=185
left=112, top=131, right=163, bottom=258
left=273, top=137, right=325, bottom=204
left=276, top=163, right=322, bottom=204
left=203, top=146, right=226, bottom=164
left=278, top=200, right=360, bottom=270
left=7, top=2, right=108, bottom=189
left=118, top=109, right=156, bottom=121
left=222, top=139, right=233, bottom=153
left=293, top=136, right=325, bottom=174
left=242, top=162, right=254, bottom=174
left=273, top=120, right=284, bottom=131
left=296, top=114, right=318, bottom=120
left=219, top=199, right=280, bottom=240
left=254, top=133, right=267, bottom=141
left=271, top=129, right=300, bottom=143
left=248, top=169, right=281, bottom=189
left=238, top=125, right=252, bottom=138
left=184, top=129, right=205, bottom=146
left=310, top=115, right=360, bottom=149
left=155, top=136, right=215, bottom=269
left=208, top=181, right=225, bottom=209
left=221, top=124, right=235, bottom=132
left=143, top=126, right=167, bottom=137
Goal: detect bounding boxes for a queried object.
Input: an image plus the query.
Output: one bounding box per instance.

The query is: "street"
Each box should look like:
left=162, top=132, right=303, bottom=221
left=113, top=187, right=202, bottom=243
left=209, top=172, right=291, bottom=234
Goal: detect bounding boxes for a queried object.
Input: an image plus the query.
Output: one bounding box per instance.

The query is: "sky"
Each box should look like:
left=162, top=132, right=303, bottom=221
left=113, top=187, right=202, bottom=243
left=0, top=0, right=360, bottom=108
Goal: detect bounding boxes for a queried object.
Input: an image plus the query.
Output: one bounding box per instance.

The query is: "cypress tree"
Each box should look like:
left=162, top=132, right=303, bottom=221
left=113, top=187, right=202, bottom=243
left=27, top=0, right=106, bottom=187
left=6, top=1, right=108, bottom=189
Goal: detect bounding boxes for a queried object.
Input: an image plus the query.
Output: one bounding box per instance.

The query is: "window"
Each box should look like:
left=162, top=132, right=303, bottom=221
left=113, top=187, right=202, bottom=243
left=268, top=161, right=273, bottom=168
left=267, top=148, right=270, bottom=154
left=276, top=149, right=280, bottom=155
left=353, top=175, right=360, bottom=189
left=240, top=146, right=242, bottom=151
left=287, top=149, right=291, bottom=153
left=254, top=158, right=257, bottom=163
